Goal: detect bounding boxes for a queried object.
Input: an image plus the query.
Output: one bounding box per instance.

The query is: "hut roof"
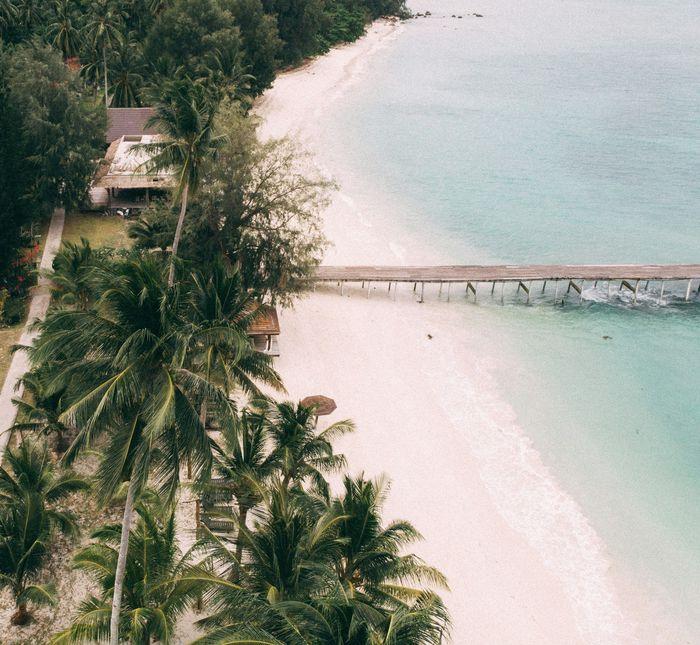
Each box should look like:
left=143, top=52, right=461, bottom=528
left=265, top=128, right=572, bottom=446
left=93, top=135, right=177, bottom=190
left=248, top=305, right=280, bottom=336
left=106, top=107, right=157, bottom=143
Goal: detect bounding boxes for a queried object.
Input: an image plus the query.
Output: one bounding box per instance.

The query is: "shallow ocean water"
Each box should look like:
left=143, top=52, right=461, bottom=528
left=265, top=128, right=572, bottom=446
left=319, top=0, right=700, bottom=639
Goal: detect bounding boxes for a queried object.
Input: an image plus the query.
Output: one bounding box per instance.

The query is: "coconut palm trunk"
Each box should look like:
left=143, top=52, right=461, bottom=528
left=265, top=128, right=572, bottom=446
left=103, top=44, right=109, bottom=107
left=235, top=503, right=248, bottom=571
left=109, top=477, right=137, bottom=645
left=168, top=181, right=189, bottom=287
left=11, top=603, right=29, bottom=626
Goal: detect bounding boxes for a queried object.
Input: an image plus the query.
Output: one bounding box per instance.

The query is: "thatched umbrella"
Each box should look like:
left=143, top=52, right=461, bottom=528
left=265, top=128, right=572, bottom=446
left=301, top=395, right=337, bottom=426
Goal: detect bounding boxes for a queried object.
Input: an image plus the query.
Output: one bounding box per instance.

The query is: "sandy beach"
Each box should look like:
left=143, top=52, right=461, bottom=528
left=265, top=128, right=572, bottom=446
left=254, top=19, right=633, bottom=645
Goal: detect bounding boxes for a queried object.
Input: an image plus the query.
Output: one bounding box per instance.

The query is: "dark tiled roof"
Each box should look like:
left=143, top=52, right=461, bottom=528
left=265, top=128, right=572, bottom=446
left=106, top=108, right=158, bottom=143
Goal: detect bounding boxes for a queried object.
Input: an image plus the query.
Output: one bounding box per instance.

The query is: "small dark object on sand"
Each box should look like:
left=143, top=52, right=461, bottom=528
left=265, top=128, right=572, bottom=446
left=474, top=13, right=483, bottom=17
left=427, top=334, right=433, bottom=339
left=603, top=335, right=612, bottom=340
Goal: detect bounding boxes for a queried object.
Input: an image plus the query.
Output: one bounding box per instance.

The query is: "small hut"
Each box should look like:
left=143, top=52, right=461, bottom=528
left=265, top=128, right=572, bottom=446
left=248, top=305, right=281, bottom=357
left=91, top=135, right=176, bottom=214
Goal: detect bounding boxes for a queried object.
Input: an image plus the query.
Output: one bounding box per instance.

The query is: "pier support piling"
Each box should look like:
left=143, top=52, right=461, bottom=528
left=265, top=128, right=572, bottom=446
left=659, top=280, right=665, bottom=305
left=685, top=279, right=692, bottom=301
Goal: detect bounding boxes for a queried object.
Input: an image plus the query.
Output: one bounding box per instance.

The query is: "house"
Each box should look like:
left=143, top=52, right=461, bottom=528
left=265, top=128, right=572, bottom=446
left=91, top=108, right=174, bottom=214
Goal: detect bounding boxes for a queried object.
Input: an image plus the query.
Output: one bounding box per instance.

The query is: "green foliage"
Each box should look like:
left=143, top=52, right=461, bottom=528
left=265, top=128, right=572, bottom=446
left=3, top=0, right=407, bottom=105
left=50, top=238, right=99, bottom=310
left=132, top=102, right=331, bottom=304
left=109, top=36, right=146, bottom=107
left=264, top=0, right=326, bottom=64
left=140, top=77, right=224, bottom=204
left=52, top=504, right=206, bottom=644
left=4, top=43, right=106, bottom=211
left=46, top=0, right=82, bottom=59
left=0, top=48, right=36, bottom=289
left=193, top=476, right=449, bottom=643
left=30, top=255, right=280, bottom=504
left=320, top=0, right=368, bottom=48
left=144, top=0, right=245, bottom=94
left=0, top=441, right=88, bottom=625
left=262, top=399, right=354, bottom=497
left=225, top=0, right=282, bottom=94
left=10, top=368, right=73, bottom=453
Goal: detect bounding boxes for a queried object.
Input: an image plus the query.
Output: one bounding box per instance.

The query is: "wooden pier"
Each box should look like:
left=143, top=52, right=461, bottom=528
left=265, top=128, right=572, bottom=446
left=310, top=264, right=700, bottom=304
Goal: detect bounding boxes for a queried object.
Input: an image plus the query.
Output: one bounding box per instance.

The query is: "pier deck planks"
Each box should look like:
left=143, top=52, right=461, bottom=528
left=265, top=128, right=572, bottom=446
left=311, top=264, right=700, bottom=283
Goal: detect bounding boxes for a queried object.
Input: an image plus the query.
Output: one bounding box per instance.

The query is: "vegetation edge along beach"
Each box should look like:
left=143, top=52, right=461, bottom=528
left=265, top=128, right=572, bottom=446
left=0, top=1, right=452, bottom=643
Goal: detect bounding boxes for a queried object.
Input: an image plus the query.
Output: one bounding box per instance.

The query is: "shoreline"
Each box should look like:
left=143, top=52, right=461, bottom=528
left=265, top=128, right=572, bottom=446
left=255, top=19, right=632, bottom=644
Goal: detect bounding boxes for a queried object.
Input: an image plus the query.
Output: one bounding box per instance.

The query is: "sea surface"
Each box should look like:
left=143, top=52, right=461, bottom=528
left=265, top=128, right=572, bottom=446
left=317, top=0, right=700, bottom=641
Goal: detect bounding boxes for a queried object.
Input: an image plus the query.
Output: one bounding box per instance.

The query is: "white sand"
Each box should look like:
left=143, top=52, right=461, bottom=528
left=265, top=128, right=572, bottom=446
left=255, top=19, right=633, bottom=645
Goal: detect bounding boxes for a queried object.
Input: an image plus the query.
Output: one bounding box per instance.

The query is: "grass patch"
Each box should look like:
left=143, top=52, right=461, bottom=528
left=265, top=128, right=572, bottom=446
left=0, top=322, right=23, bottom=389
left=62, top=212, right=131, bottom=249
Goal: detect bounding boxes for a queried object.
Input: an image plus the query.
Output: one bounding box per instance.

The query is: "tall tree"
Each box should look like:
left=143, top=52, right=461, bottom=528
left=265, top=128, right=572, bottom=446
left=10, top=369, right=73, bottom=452
left=6, top=44, right=106, bottom=211
left=263, top=400, right=354, bottom=498
left=203, top=408, right=277, bottom=567
left=131, top=101, right=331, bottom=304
left=143, top=0, right=243, bottom=86
left=186, top=260, right=283, bottom=396
left=0, top=441, right=88, bottom=625
left=225, top=0, right=282, bottom=95
left=109, top=38, right=146, bottom=107
left=29, top=257, right=232, bottom=645
left=332, top=475, right=448, bottom=601
left=0, top=48, right=34, bottom=290
left=52, top=504, right=205, bottom=644
left=140, top=78, right=224, bottom=285
left=192, top=482, right=450, bottom=644
left=83, top=0, right=125, bottom=106
left=46, top=0, right=81, bottom=59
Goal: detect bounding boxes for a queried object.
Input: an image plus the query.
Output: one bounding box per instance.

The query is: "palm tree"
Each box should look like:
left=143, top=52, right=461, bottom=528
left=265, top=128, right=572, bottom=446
left=263, top=400, right=354, bottom=498
left=147, top=0, right=169, bottom=16
left=202, top=409, right=277, bottom=567
left=49, top=238, right=98, bottom=310
left=192, top=484, right=450, bottom=644
left=10, top=368, right=73, bottom=452
left=109, top=38, right=145, bottom=108
left=82, top=0, right=125, bottom=107
left=15, top=0, right=42, bottom=30
left=332, top=475, right=448, bottom=606
left=0, top=0, right=17, bottom=32
left=186, top=260, right=283, bottom=398
left=0, top=441, right=88, bottom=625
left=29, top=256, right=234, bottom=645
left=46, top=0, right=81, bottom=60
left=52, top=504, right=205, bottom=644
left=194, top=485, right=345, bottom=632
left=139, top=78, right=225, bottom=286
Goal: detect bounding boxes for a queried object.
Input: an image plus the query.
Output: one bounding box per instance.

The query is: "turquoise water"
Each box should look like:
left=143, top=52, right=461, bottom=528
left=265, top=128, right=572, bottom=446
left=322, top=0, right=700, bottom=639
